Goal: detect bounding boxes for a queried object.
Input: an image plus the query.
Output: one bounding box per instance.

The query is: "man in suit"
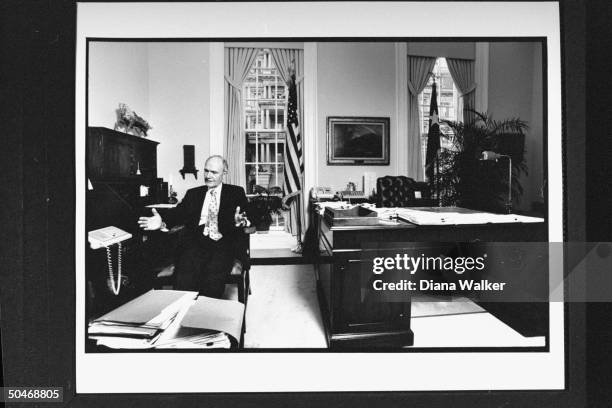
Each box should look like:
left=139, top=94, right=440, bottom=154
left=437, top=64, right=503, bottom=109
left=138, top=155, right=250, bottom=298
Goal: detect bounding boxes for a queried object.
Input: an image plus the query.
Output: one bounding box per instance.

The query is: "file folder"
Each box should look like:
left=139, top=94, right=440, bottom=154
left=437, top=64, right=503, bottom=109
left=92, top=289, right=198, bottom=325
left=89, top=291, right=245, bottom=349
left=180, top=296, right=245, bottom=344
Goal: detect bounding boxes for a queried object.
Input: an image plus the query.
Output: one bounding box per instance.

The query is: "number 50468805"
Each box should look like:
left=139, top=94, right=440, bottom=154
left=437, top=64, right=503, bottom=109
left=4, top=387, right=62, bottom=402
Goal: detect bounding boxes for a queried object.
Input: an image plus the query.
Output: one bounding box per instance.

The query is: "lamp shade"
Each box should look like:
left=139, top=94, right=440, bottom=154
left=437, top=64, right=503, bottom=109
left=481, top=150, right=502, bottom=160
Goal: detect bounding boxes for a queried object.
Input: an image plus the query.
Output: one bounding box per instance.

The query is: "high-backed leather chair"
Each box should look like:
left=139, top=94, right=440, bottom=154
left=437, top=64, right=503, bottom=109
left=376, top=175, right=435, bottom=207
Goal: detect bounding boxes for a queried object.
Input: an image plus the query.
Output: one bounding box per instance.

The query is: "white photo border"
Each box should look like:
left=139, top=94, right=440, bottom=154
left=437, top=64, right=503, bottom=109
left=75, top=1, right=564, bottom=393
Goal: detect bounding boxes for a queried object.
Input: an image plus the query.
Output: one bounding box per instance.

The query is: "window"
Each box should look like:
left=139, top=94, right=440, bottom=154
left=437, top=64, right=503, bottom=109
left=418, top=58, right=461, bottom=175
left=243, top=49, right=286, bottom=228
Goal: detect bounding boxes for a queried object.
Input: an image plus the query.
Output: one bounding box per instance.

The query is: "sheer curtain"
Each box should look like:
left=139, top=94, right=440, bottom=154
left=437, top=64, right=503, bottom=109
left=224, top=47, right=259, bottom=188
left=407, top=56, right=437, bottom=181
left=269, top=48, right=305, bottom=236
left=446, top=58, right=476, bottom=124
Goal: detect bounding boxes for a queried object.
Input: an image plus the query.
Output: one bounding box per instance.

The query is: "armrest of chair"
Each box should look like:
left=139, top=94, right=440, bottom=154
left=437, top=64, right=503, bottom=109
left=230, top=259, right=244, bottom=276
left=230, top=226, right=255, bottom=309
left=167, top=224, right=185, bottom=234
left=231, top=225, right=255, bottom=271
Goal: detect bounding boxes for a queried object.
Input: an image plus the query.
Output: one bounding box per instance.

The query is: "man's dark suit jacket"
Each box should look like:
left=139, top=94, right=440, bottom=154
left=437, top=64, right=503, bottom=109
left=161, top=184, right=250, bottom=263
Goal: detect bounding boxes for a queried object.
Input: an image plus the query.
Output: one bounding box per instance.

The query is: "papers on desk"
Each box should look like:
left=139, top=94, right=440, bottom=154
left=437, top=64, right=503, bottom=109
left=181, top=296, right=244, bottom=340
left=88, top=289, right=198, bottom=348
left=89, top=289, right=197, bottom=328
left=314, top=201, right=352, bottom=215
left=154, top=296, right=244, bottom=349
left=88, top=290, right=245, bottom=349
left=155, top=329, right=232, bottom=349
left=89, top=331, right=167, bottom=349
left=395, top=208, right=544, bottom=225
left=372, top=207, right=399, bottom=220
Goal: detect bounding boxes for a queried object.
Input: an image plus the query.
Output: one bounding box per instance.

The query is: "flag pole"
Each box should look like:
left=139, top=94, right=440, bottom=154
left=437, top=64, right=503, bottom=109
left=436, top=151, right=441, bottom=206
left=292, top=190, right=303, bottom=253
left=286, top=59, right=303, bottom=253
left=291, top=173, right=304, bottom=254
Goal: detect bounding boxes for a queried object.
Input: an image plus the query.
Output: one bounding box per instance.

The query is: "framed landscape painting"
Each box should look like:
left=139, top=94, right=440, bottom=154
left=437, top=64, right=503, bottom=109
left=326, top=116, right=390, bottom=165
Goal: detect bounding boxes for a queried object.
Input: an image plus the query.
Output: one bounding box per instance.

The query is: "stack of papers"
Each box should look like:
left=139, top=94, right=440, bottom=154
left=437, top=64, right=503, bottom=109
left=154, top=329, right=231, bottom=349
left=395, top=208, right=544, bottom=225
left=153, top=296, right=245, bottom=349
left=88, top=291, right=246, bottom=349
left=88, top=289, right=198, bottom=349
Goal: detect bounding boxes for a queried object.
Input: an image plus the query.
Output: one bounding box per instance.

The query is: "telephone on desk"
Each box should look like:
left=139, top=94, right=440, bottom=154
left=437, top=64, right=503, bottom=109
left=339, top=190, right=368, bottom=200
left=88, top=226, right=132, bottom=249
left=88, top=226, right=132, bottom=295
left=310, top=186, right=335, bottom=200
left=311, top=186, right=368, bottom=201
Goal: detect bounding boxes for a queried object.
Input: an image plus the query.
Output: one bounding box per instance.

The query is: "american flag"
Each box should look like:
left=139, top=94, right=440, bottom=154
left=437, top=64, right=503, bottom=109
left=425, top=81, right=440, bottom=181
left=284, top=72, right=303, bottom=196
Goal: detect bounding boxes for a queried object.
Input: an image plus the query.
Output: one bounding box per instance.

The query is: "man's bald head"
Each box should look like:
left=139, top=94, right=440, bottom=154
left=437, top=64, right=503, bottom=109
left=203, top=155, right=228, bottom=188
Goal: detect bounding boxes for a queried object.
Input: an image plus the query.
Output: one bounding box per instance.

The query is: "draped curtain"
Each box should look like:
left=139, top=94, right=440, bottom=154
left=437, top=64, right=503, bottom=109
left=224, top=47, right=259, bottom=188
left=407, top=56, right=437, bottom=181
left=446, top=58, right=476, bottom=124
left=269, top=48, right=305, bottom=237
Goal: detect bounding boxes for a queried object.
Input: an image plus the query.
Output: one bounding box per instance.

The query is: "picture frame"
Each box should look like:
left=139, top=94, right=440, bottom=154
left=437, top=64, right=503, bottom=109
left=326, top=116, right=390, bottom=165
left=59, top=1, right=584, bottom=401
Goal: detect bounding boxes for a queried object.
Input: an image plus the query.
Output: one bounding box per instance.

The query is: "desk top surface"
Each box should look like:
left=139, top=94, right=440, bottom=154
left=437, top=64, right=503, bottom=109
left=321, top=206, right=545, bottom=231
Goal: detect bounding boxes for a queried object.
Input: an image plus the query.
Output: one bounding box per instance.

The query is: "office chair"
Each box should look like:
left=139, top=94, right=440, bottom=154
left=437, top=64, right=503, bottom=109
left=376, top=175, right=436, bottom=207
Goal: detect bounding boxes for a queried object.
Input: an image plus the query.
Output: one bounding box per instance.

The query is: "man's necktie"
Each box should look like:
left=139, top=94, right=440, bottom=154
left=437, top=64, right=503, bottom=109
left=205, top=189, right=222, bottom=241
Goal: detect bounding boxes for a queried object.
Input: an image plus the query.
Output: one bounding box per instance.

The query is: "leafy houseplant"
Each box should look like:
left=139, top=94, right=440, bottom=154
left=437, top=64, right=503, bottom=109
left=114, top=103, right=152, bottom=137
left=434, top=111, right=529, bottom=213
left=248, top=185, right=283, bottom=233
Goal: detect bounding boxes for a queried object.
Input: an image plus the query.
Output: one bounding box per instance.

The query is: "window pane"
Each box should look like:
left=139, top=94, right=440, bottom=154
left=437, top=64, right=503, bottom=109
left=243, top=49, right=286, bottom=190
left=246, top=133, right=257, bottom=162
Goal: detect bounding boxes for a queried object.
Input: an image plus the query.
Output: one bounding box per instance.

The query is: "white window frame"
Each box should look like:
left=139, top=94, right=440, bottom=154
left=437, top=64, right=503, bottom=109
left=243, top=49, right=287, bottom=196
left=210, top=42, right=317, bottom=228
left=243, top=49, right=287, bottom=230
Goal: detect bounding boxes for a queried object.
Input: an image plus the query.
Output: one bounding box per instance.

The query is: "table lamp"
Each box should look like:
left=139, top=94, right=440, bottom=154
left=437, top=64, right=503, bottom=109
left=480, top=150, right=513, bottom=214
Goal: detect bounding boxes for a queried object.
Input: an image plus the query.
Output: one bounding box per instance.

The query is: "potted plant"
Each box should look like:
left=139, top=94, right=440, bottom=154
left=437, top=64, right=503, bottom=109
left=255, top=165, right=272, bottom=189
left=434, top=111, right=529, bottom=213
left=248, top=185, right=283, bottom=233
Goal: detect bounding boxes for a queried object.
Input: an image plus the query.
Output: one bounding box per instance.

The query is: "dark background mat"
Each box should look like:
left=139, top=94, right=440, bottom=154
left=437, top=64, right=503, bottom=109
left=0, top=0, right=607, bottom=406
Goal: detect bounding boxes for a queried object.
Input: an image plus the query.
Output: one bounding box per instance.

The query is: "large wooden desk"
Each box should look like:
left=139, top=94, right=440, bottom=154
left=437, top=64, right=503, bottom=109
left=314, top=206, right=548, bottom=349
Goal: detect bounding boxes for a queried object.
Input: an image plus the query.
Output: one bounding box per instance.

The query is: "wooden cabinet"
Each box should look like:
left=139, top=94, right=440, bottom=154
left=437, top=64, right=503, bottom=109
left=86, top=127, right=159, bottom=232
left=87, top=126, right=159, bottom=181
left=86, top=127, right=160, bottom=319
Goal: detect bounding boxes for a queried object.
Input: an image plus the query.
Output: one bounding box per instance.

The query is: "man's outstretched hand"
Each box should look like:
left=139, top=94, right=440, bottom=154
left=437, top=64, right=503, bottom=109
left=138, top=208, right=163, bottom=230
left=234, top=206, right=250, bottom=227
